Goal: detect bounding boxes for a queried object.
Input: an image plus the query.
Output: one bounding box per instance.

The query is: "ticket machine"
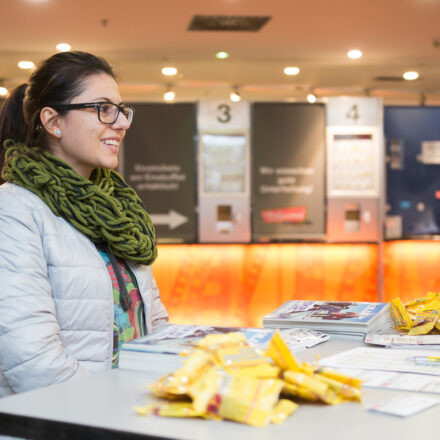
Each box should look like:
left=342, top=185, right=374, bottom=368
left=326, top=97, right=384, bottom=242
left=197, top=99, right=251, bottom=242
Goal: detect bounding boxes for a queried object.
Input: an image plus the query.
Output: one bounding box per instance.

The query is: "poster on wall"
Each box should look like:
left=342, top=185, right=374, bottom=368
left=122, top=103, right=196, bottom=242
left=385, top=106, right=440, bottom=237
left=252, top=103, right=326, bottom=241
left=327, top=132, right=378, bottom=197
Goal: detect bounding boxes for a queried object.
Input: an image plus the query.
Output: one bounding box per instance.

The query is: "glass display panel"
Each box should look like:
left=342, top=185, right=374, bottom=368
left=201, top=134, right=247, bottom=194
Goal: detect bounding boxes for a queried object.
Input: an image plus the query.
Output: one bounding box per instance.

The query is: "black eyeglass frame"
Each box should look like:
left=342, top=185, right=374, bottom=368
left=50, top=102, right=135, bottom=125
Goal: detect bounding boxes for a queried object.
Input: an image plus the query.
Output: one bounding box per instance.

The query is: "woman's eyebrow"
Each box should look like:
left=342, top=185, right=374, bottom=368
left=91, top=97, right=123, bottom=104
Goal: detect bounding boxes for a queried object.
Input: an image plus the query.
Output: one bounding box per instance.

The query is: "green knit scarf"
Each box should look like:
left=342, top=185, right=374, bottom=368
left=2, top=140, right=157, bottom=265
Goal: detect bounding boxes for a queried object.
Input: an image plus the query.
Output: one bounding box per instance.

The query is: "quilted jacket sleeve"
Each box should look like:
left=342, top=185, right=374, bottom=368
left=0, top=187, right=88, bottom=394
left=149, top=271, right=169, bottom=331
left=131, top=263, right=169, bottom=334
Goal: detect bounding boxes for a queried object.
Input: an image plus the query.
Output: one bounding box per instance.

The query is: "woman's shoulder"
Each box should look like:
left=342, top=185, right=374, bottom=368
left=0, top=182, right=57, bottom=232
left=0, top=182, right=51, bottom=212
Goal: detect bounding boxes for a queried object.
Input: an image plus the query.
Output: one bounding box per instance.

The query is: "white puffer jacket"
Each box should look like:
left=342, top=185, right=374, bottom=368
left=0, top=183, right=168, bottom=398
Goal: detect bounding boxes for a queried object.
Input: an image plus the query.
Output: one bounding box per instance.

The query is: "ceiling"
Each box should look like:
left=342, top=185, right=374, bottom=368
left=2, top=0, right=440, bottom=104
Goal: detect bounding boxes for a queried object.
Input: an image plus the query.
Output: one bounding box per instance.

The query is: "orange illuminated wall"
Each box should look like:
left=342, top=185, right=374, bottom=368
left=153, top=244, right=378, bottom=328
left=383, top=240, right=440, bottom=303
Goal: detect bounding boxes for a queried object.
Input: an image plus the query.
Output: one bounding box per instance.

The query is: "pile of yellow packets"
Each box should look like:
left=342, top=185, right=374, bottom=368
left=390, top=292, right=440, bottom=335
left=134, top=331, right=362, bottom=428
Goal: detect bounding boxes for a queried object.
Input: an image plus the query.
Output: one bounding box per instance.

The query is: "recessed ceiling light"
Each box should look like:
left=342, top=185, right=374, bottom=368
left=18, top=61, right=35, bottom=70
left=164, top=90, right=176, bottom=101
left=0, top=87, right=8, bottom=96
left=284, top=66, right=300, bottom=76
left=403, top=71, right=419, bottom=80
left=307, top=94, right=317, bottom=103
left=347, top=49, right=362, bottom=59
left=56, top=43, right=71, bottom=52
left=229, top=91, right=241, bottom=102
left=216, top=51, right=229, bottom=59
left=162, top=67, right=178, bottom=76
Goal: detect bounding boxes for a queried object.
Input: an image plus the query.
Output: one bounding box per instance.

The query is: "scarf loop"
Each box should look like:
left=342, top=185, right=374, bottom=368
left=2, top=140, right=157, bottom=265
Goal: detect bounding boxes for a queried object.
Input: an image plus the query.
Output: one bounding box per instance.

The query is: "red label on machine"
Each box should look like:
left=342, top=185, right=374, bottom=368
left=261, top=207, right=306, bottom=224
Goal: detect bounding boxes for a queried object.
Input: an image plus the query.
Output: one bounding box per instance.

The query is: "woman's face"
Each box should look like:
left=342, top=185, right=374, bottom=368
left=51, top=73, right=130, bottom=178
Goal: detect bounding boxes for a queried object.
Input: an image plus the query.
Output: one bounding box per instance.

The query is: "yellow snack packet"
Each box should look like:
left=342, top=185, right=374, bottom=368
left=171, top=349, right=215, bottom=388
left=270, top=399, right=298, bottom=424
left=134, top=404, right=153, bottom=416
left=424, top=296, right=440, bottom=312
left=282, top=381, right=319, bottom=402
left=227, top=363, right=280, bottom=379
left=315, top=374, right=362, bottom=402
left=150, top=373, right=188, bottom=397
left=208, top=376, right=284, bottom=428
left=188, top=366, right=224, bottom=414
left=298, top=361, right=315, bottom=376
left=283, top=370, right=338, bottom=404
left=216, top=345, right=267, bottom=369
left=390, top=297, right=412, bottom=330
left=405, top=295, right=436, bottom=314
left=265, top=330, right=302, bottom=372
left=150, top=402, right=201, bottom=418
left=150, top=349, right=215, bottom=397
left=318, top=367, right=362, bottom=389
left=408, top=311, right=438, bottom=335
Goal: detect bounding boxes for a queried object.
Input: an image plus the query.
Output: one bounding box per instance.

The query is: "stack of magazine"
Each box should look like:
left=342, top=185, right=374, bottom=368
left=263, top=300, right=393, bottom=339
left=119, top=324, right=329, bottom=373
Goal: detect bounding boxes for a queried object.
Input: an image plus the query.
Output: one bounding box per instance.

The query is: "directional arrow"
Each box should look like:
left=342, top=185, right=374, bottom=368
left=150, top=210, right=188, bottom=230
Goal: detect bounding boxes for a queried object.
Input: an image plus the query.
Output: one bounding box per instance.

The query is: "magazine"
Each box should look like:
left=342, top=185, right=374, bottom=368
left=119, top=324, right=329, bottom=373
left=263, top=300, right=393, bottom=338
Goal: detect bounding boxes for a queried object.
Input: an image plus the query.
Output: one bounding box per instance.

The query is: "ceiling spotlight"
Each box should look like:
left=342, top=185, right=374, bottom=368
left=403, top=71, right=419, bottom=80
left=229, top=87, right=241, bottom=102
left=347, top=49, right=362, bottom=59
left=230, top=92, right=241, bottom=102
left=0, top=86, right=8, bottom=96
left=18, top=61, right=35, bottom=70
left=164, top=90, right=176, bottom=102
left=216, top=51, right=230, bottom=59
left=284, top=66, right=300, bottom=76
left=162, top=67, right=178, bottom=76
left=56, top=43, right=71, bottom=52
left=307, top=93, right=317, bottom=103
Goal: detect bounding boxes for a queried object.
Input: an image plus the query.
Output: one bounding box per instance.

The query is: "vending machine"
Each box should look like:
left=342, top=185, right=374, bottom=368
left=326, top=97, right=384, bottom=242
left=197, top=99, right=251, bottom=242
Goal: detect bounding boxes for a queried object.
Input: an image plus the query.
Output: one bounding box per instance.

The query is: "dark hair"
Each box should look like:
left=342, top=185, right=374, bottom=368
left=0, top=51, right=116, bottom=178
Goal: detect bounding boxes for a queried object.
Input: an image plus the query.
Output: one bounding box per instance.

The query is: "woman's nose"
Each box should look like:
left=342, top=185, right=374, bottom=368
left=113, top=111, right=131, bottom=130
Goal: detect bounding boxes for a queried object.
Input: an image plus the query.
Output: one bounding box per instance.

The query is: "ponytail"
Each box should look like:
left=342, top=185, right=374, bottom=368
left=0, top=84, right=27, bottom=180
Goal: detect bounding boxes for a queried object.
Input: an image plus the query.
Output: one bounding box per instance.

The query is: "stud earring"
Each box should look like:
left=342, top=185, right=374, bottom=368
left=56, top=129, right=62, bottom=136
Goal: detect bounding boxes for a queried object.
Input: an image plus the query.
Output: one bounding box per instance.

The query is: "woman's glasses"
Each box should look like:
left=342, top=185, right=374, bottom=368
left=51, top=102, right=135, bottom=125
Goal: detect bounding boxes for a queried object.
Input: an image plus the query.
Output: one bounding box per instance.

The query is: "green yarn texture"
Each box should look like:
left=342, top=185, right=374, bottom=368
left=2, top=140, right=157, bottom=265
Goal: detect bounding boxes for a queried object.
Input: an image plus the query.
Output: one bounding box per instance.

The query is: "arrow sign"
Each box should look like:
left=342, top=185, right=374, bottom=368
left=150, top=210, right=189, bottom=230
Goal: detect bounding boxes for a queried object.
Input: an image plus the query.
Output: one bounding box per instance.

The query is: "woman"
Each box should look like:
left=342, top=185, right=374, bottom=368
left=0, top=51, right=168, bottom=398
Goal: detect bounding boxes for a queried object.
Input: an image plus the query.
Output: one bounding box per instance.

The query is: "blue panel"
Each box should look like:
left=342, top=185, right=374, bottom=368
left=385, top=106, right=440, bottom=236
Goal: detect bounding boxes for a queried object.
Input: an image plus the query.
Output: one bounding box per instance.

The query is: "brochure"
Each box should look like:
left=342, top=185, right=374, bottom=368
left=365, top=333, right=440, bottom=349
